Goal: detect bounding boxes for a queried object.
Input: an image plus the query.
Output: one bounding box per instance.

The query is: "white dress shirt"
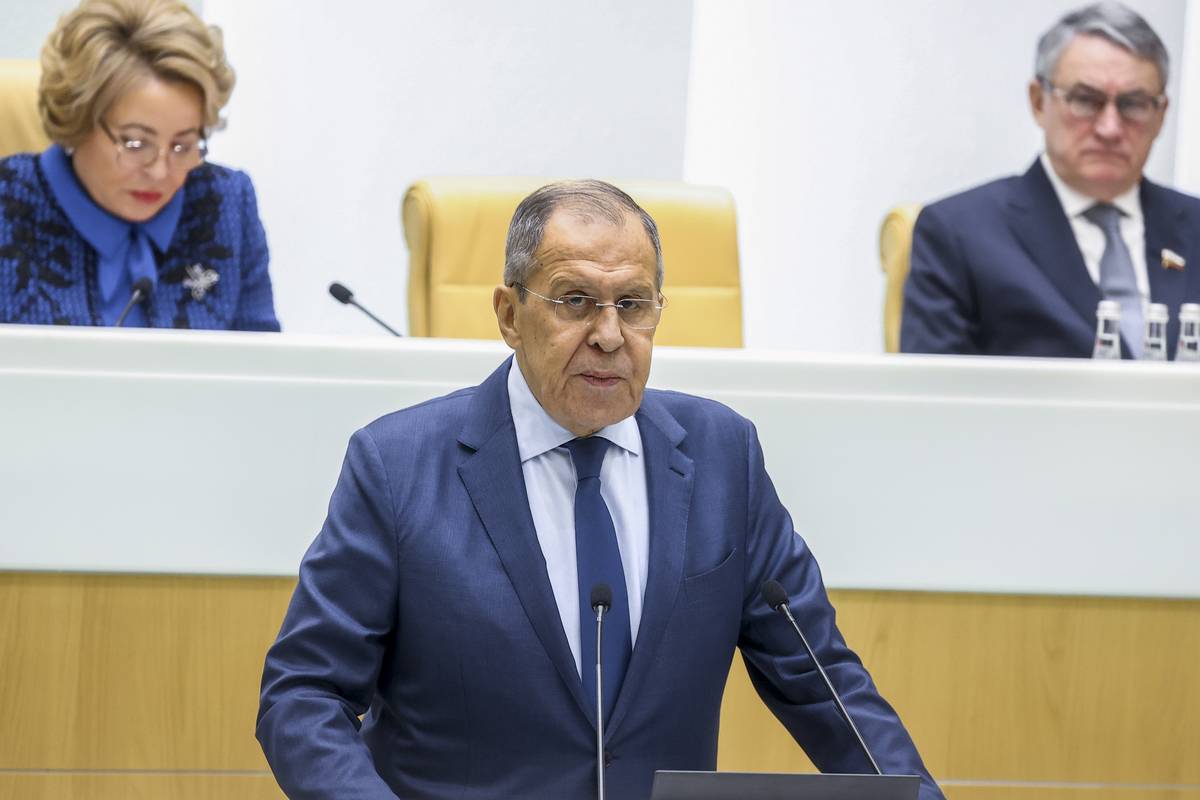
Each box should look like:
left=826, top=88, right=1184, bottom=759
left=1040, top=152, right=1150, bottom=304
left=506, top=359, right=650, bottom=678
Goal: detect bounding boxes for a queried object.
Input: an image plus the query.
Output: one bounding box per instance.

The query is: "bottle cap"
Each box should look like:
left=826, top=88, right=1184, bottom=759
left=1096, top=300, right=1121, bottom=317
left=1146, top=303, right=1169, bottom=322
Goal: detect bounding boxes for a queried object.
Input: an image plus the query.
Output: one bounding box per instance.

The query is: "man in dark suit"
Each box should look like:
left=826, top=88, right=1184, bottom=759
left=257, top=180, right=943, bottom=799
left=902, top=2, right=1199, bottom=359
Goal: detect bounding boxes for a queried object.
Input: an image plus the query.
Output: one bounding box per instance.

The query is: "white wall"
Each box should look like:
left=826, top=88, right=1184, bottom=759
left=1176, top=0, right=1200, bottom=193
left=0, top=1, right=204, bottom=58
left=684, top=0, right=1188, bottom=353
left=202, top=0, right=694, bottom=336
left=0, top=1, right=93, bottom=59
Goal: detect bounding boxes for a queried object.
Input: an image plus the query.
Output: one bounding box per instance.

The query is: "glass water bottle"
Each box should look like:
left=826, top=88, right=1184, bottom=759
left=1093, top=300, right=1122, bottom=359
left=1178, top=303, right=1200, bottom=362
left=1141, top=303, right=1168, bottom=361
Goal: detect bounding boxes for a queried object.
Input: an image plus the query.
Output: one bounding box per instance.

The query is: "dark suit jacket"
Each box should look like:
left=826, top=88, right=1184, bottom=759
left=257, top=358, right=942, bottom=800
left=901, top=159, right=1200, bottom=358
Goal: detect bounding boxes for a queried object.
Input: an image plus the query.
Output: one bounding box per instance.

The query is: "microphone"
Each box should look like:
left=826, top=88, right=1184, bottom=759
left=760, top=579, right=882, bottom=776
left=114, top=277, right=153, bottom=327
left=590, top=583, right=612, bottom=800
left=328, top=281, right=402, bottom=337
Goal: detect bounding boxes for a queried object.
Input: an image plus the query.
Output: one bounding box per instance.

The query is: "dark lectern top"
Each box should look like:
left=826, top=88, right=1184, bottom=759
left=650, top=770, right=921, bottom=800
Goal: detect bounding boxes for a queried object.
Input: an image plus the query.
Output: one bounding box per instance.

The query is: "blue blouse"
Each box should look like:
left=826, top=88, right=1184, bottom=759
left=40, top=144, right=183, bottom=326
left=0, top=147, right=280, bottom=331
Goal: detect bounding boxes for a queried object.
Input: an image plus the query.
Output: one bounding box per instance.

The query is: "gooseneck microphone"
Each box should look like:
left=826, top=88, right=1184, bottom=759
left=114, top=277, right=154, bottom=327
left=327, top=282, right=402, bottom=337
left=760, top=579, right=882, bottom=776
left=590, top=583, right=613, bottom=800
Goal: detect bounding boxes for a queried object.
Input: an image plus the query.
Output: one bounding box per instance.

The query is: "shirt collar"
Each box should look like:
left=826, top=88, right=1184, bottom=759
left=39, top=143, right=185, bottom=258
left=1039, top=151, right=1142, bottom=221
left=507, top=358, right=642, bottom=463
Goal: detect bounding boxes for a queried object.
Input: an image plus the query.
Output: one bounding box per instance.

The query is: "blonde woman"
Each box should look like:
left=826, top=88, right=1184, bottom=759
left=0, top=0, right=279, bottom=330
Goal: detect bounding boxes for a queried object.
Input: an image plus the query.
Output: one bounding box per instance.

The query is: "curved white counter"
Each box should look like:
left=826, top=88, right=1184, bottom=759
left=1, top=324, right=1196, bottom=598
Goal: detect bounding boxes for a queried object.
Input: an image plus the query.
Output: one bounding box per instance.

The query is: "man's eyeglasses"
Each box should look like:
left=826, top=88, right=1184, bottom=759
left=100, top=120, right=207, bottom=171
left=515, top=283, right=666, bottom=330
left=1041, top=79, right=1165, bottom=124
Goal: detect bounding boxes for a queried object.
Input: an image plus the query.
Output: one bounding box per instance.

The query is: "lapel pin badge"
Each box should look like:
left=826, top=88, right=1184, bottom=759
left=183, top=263, right=220, bottom=300
left=1161, top=248, right=1186, bottom=271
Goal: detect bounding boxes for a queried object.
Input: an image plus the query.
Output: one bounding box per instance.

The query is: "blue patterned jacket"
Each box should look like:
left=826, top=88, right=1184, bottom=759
left=0, top=153, right=280, bottom=330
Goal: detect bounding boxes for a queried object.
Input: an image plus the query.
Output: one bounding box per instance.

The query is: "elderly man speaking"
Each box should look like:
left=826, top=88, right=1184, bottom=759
left=257, top=180, right=943, bottom=800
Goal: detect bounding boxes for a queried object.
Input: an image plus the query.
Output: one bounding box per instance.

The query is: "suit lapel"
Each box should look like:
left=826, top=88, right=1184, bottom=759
left=605, top=394, right=693, bottom=738
left=1006, top=159, right=1102, bottom=332
left=456, top=358, right=594, bottom=724
left=1142, top=180, right=1190, bottom=355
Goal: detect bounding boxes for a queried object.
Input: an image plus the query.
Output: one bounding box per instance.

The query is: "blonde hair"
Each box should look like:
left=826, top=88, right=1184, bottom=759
left=39, top=0, right=235, bottom=148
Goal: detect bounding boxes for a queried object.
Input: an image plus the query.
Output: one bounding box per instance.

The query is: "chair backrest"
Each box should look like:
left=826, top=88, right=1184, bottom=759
left=879, top=203, right=922, bottom=353
left=0, top=60, right=50, bottom=159
left=402, top=177, right=743, bottom=347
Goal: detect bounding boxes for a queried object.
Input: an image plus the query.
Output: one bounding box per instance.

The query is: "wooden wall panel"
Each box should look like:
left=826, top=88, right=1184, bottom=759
left=0, top=774, right=284, bottom=800
left=0, top=573, right=294, bottom=770
left=2, top=574, right=1197, bottom=798
left=718, top=590, right=1200, bottom=795
left=2, top=776, right=1195, bottom=800
left=940, top=789, right=1200, bottom=800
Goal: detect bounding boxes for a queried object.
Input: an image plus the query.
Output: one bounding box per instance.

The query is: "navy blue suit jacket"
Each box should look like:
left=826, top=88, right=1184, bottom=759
left=257, top=358, right=942, bottom=800
left=901, top=159, right=1200, bottom=358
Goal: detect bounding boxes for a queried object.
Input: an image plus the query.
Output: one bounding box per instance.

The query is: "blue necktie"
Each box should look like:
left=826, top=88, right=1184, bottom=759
left=567, top=436, right=631, bottom=722
left=1083, top=203, right=1143, bottom=357
left=100, top=228, right=158, bottom=327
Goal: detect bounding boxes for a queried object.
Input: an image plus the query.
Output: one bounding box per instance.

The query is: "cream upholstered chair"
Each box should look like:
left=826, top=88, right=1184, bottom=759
left=402, top=177, right=743, bottom=347
left=879, top=204, right=922, bottom=353
left=0, top=60, right=50, bottom=158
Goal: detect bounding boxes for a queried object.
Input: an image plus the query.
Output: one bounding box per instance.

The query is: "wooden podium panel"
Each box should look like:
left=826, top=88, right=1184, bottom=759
left=3, top=574, right=1198, bottom=800
left=0, top=573, right=294, bottom=772
left=945, top=790, right=1200, bottom=800
left=0, top=775, right=284, bottom=800
left=718, top=590, right=1200, bottom=798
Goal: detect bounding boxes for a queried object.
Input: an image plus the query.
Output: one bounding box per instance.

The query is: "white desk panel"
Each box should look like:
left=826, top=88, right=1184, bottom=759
left=1, top=324, right=1197, bottom=598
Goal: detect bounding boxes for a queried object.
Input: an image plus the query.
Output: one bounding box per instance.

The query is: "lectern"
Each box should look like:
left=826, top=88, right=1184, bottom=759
left=651, top=771, right=920, bottom=800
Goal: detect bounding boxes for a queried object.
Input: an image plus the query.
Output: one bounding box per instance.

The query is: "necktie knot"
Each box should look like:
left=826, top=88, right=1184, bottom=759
left=566, top=436, right=610, bottom=480
left=1083, top=202, right=1123, bottom=234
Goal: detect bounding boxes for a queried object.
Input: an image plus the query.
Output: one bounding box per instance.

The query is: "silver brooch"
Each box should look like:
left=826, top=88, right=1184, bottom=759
left=183, top=263, right=220, bottom=300
left=1161, top=248, right=1186, bottom=271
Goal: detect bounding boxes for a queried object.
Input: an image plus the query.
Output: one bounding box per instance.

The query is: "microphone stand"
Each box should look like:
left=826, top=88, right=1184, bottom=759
left=327, top=282, right=402, bottom=337
left=349, top=298, right=402, bottom=337
left=770, top=594, right=881, bottom=775
left=115, top=280, right=152, bottom=328
left=594, top=602, right=606, bottom=800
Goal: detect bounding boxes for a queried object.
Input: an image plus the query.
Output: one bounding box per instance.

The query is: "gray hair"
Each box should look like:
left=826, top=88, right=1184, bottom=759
left=503, top=179, right=664, bottom=291
left=1035, top=2, right=1169, bottom=89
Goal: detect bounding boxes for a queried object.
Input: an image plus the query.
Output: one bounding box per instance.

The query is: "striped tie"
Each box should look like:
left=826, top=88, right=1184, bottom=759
left=1083, top=203, right=1143, bottom=357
